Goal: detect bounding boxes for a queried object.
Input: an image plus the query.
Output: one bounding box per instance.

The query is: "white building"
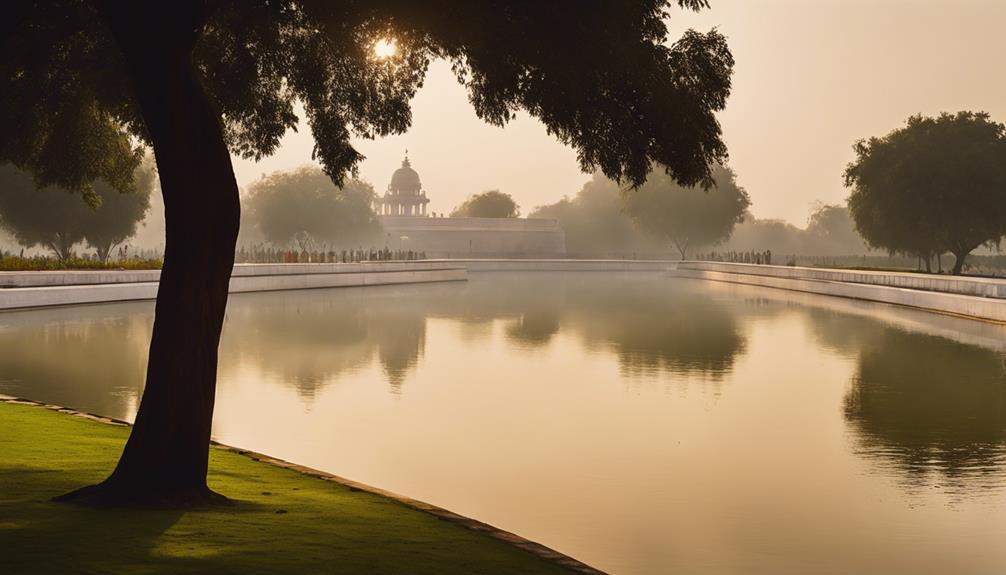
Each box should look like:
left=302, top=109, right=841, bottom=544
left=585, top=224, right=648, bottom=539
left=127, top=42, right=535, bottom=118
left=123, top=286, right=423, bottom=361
left=376, top=155, right=565, bottom=258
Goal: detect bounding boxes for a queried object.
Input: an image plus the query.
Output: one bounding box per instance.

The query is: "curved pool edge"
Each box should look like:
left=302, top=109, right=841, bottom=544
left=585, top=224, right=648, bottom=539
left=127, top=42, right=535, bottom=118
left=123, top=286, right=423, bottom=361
left=0, top=393, right=607, bottom=575
left=669, top=266, right=1006, bottom=325
left=0, top=263, right=468, bottom=311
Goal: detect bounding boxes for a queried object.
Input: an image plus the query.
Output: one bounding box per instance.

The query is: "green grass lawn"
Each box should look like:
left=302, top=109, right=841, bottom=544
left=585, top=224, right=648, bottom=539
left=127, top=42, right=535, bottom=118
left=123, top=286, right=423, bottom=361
left=0, top=401, right=581, bottom=575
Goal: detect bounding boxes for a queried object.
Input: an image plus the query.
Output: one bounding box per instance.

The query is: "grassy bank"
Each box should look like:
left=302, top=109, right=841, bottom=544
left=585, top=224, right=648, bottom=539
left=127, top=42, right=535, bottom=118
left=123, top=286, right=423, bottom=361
left=0, top=256, right=162, bottom=271
left=0, top=401, right=579, bottom=575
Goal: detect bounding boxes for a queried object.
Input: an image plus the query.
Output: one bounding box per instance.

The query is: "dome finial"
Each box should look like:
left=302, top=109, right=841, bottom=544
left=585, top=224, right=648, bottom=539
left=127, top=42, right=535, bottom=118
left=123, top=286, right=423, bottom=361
left=403, top=148, right=410, bottom=168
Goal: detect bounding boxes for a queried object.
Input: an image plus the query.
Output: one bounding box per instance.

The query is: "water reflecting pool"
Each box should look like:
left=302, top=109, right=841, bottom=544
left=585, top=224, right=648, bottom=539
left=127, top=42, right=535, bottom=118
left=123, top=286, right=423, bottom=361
left=2, top=272, right=1005, bottom=574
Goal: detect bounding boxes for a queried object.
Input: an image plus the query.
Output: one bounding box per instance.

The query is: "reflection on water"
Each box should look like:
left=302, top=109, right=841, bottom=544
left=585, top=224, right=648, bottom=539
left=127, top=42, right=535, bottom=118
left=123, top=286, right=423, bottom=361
left=0, top=306, right=150, bottom=416
left=2, top=273, right=1006, bottom=574
left=802, top=307, right=1006, bottom=491
left=217, top=274, right=747, bottom=399
left=845, top=329, right=1006, bottom=493
left=220, top=292, right=427, bottom=396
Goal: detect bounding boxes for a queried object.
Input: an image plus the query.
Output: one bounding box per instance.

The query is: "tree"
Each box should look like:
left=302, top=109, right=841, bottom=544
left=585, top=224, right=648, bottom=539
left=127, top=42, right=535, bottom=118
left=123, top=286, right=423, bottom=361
left=721, top=214, right=803, bottom=256
left=4, top=1, right=733, bottom=505
left=450, top=190, right=519, bottom=218
left=530, top=173, right=658, bottom=256
left=0, top=163, right=153, bottom=261
left=80, top=162, right=155, bottom=261
left=623, top=164, right=750, bottom=258
left=845, top=112, right=1006, bottom=275
left=245, top=167, right=381, bottom=251
left=805, top=203, right=869, bottom=256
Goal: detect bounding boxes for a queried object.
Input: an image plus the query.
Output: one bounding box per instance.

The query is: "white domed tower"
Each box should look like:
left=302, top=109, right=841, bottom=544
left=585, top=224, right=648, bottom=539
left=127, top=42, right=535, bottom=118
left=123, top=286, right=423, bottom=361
left=375, top=153, right=430, bottom=216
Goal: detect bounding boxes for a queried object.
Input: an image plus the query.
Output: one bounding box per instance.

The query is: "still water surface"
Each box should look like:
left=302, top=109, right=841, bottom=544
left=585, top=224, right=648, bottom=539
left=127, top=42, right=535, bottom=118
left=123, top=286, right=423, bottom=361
left=2, top=273, right=1005, bottom=574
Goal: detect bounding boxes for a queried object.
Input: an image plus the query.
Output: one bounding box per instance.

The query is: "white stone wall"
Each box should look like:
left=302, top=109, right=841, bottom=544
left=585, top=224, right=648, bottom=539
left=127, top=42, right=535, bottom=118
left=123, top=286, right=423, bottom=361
left=0, top=263, right=466, bottom=311
left=677, top=261, right=1006, bottom=298
left=0, top=261, right=461, bottom=288
left=670, top=263, right=1006, bottom=323
left=440, top=259, right=673, bottom=272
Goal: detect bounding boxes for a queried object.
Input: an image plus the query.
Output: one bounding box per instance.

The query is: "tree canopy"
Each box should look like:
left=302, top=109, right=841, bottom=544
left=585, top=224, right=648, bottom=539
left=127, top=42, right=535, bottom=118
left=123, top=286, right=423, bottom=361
left=623, top=164, right=750, bottom=258
left=805, top=204, right=868, bottom=255
left=2, top=1, right=734, bottom=505
left=0, top=161, right=154, bottom=260
left=845, top=111, right=1006, bottom=274
left=244, top=167, right=381, bottom=250
left=530, top=173, right=659, bottom=256
left=450, top=190, right=519, bottom=218
left=3, top=1, right=732, bottom=193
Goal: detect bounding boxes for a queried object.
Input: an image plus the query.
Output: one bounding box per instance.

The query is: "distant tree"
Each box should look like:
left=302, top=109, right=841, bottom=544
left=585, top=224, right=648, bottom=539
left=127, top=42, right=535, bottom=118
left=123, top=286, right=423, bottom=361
left=530, top=173, right=657, bottom=256
left=451, top=190, right=519, bottom=218
left=5, top=1, right=733, bottom=505
left=806, top=203, right=869, bottom=255
left=81, top=164, right=156, bottom=261
left=245, top=167, right=381, bottom=250
left=845, top=112, right=1006, bottom=274
left=722, top=214, right=806, bottom=256
left=0, top=165, right=87, bottom=260
left=623, top=165, right=750, bottom=258
left=0, top=163, right=153, bottom=261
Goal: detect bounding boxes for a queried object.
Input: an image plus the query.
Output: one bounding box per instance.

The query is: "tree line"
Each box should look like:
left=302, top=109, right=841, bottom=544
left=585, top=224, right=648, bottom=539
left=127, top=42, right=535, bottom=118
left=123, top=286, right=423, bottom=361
left=0, top=161, right=155, bottom=261
left=530, top=110, right=1006, bottom=275
left=4, top=112, right=1003, bottom=277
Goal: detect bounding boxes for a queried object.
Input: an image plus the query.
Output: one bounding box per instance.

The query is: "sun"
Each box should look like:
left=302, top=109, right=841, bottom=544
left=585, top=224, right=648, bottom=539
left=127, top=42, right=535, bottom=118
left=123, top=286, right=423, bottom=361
left=373, top=38, right=398, bottom=59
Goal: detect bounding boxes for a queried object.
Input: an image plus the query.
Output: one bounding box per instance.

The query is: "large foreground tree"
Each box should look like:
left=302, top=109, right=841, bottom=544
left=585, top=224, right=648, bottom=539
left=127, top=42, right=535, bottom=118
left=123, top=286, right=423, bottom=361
left=845, top=112, right=1006, bottom=275
left=2, top=1, right=733, bottom=506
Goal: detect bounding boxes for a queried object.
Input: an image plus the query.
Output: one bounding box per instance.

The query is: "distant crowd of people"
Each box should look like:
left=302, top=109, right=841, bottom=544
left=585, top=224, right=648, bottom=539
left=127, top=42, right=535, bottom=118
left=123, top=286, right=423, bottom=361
left=235, top=245, right=427, bottom=264
left=695, top=250, right=774, bottom=265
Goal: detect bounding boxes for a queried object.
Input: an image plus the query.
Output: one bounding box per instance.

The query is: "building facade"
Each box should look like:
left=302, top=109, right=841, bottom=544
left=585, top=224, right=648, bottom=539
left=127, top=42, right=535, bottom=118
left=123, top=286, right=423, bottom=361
left=376, top=155, right=566, bottom=258
left=374, top=156, right=430, bottom=216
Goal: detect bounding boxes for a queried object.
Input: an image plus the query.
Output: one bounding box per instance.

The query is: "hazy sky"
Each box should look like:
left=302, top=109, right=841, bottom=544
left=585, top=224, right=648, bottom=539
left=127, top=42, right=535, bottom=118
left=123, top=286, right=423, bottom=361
left=231, top=0, right=1006, bottom=226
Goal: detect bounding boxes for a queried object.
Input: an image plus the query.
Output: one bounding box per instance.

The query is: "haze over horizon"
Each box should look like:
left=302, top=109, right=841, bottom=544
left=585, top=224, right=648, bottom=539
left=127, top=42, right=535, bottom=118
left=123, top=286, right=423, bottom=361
left=231, top=0, right=1006, bottom=227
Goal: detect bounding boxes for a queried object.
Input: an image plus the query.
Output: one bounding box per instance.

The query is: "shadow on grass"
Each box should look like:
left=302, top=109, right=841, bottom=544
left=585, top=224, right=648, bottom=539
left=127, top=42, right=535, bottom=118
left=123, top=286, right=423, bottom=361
left=1, top=402, right=581, bottom=575
left=1, top=472, right=283, bottom=575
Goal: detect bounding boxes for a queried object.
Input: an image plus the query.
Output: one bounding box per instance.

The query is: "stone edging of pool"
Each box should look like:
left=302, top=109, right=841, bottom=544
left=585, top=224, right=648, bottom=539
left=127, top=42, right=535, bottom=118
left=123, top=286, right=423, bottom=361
left=670, top=263, right=1006, bottom=324
left=0, top=262, right=468, bottom=310
left=0, top=394, right=607, bottom=575
left=0, top=260, right=679, bottom=311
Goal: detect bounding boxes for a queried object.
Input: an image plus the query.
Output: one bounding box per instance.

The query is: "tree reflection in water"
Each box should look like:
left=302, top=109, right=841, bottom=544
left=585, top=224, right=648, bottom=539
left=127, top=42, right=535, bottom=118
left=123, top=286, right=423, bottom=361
left=798, top=303, right=1006, bottom=494
left=219, top=290, right=425, bottom=397
left=4, top=273, right=1006, bottom=501
left=0, top=305, right=152, bottom=421
left=217, top=273, right=748, bottom=399
left=844, top=327, right=1006, bottom=493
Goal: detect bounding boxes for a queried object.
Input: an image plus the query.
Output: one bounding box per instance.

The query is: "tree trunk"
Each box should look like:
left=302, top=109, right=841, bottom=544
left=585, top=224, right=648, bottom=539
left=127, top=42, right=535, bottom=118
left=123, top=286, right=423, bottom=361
left=96, top=242, right=114, bottom=263
left=49, top=233, right=74, bottom=261
left=951, top=251, right=968, bottom=275
left=57, top=7, right=239, bottom=506
left=950, top=241, right=982, bottom=275
left=673, top=239, right=688, bottom=260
